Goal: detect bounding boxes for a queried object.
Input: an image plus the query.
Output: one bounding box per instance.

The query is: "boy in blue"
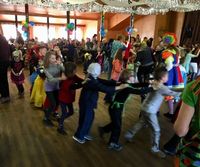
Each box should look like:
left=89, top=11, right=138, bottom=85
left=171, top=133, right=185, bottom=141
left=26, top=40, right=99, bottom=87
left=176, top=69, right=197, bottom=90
left=73, top=63, right=127, bottom=144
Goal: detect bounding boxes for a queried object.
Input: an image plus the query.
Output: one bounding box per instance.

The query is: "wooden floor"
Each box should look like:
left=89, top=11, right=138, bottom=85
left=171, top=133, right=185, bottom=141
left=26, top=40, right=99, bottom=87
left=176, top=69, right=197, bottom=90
left=0, top=67, right=174, bottom=167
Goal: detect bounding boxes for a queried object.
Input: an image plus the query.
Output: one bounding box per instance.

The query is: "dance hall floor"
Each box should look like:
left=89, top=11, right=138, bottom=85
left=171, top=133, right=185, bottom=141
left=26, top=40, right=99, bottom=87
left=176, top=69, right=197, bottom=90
left=0, top=67, right=174, bottom=167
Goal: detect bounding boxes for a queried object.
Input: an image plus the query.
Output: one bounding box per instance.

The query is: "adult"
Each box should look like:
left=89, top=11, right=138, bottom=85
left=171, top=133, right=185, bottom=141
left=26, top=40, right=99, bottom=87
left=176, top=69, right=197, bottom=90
left=108, top=35, right=125, bottom=79
left=135, top=43, right=154, bottom=83
left=174, top=77, right=200, bottom=167
left=0, top=33, right=11, bottom=103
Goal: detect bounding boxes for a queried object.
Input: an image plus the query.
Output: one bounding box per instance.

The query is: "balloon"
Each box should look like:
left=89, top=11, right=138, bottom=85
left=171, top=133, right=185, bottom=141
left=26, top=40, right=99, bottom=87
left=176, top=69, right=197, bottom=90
left=24, top=23, right=29, bottom=28
left=104, top=29, right=108, bottom=33
left=22, top=21, right=26, bottom=25
left=29, top=21, right=35, bottom=26
left=22, top=26, right=25, bottom=31
left=70, top=23, right=74, bottom=27
left=128, top=28, right=133, bottom=33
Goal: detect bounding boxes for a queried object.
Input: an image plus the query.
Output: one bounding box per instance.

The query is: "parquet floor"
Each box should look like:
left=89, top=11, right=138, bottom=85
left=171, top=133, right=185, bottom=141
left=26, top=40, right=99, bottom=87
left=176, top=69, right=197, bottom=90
left=0, top=67, right=174, bottom=167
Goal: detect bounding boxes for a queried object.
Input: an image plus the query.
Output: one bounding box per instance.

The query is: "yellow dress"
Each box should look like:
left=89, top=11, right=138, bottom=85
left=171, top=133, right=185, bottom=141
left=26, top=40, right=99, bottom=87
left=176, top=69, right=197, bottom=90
left=30, top=76, right=46, bottom=108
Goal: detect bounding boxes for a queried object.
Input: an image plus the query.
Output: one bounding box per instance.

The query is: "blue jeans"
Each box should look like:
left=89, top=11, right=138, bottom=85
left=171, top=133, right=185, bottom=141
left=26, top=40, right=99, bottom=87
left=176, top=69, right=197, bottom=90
left=74, top=104, right=94, bottom=140
left=59, top=102, right=74, bottom=129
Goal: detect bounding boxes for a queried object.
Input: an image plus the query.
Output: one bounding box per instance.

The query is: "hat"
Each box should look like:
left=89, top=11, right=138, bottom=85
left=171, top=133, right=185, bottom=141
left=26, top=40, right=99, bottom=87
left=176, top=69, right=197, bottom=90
left=87, top=63, right=101, bottom=78
left=162, top=32, right=177, bottom=46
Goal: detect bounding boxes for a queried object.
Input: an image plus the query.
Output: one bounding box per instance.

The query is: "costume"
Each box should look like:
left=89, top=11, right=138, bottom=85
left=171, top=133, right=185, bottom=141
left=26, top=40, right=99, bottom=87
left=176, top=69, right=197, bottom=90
left=176, top=78, right=200, bottom=167
left=162, top=33, right=184, bottom=88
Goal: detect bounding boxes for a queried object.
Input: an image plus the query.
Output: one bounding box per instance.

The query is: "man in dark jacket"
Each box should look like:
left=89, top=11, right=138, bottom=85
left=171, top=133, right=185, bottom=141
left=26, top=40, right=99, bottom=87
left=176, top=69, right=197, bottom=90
left=0, top=34, right=11, bottom=103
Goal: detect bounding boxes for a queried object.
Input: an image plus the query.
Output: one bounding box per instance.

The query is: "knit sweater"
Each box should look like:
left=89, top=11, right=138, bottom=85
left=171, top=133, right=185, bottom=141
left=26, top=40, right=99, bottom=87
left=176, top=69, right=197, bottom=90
left=44, top=64, right=64, bottom=92
left=142, top=82, right=181, bottom=114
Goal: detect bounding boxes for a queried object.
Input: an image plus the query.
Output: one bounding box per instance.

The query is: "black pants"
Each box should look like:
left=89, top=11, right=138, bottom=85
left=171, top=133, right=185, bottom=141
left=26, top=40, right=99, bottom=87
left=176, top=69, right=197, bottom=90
left=137, top=64, right=154, bottom=83
left=0, top=61, right=10, bottom=98
left=59, top=102, right=74, bottom=128
left=102, top=106, right=123, bottom=144
left=45, top=90, right=59, bottom=119
left=16, top=84, right=24, bottom=94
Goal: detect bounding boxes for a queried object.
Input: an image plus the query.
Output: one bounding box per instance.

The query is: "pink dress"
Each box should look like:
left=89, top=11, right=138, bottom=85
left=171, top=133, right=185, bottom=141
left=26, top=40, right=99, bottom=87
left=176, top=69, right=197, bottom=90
left=111, top=59, right=123, bottom=81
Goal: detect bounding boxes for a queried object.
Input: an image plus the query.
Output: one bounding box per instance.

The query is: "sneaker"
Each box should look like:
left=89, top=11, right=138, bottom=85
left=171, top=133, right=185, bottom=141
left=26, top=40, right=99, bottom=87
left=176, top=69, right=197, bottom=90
left=98, top=127, right=105, bottom=138
left=124, top=131, right=134, bottom=142
left=163, top=145, right=177, bottom=156
left=57, top=128, right=67, bottom=135
left=0, top=97, right=10, bottom=104
left=72, top=136, right=86, bottom=144
left=84, top=135, right=93, bottom=141
left=152, top=150, right=166, bottom=158
left=43, top=119, right=54, bottom=127
left=53, top=112, right=60, bottom=118
left=108, top=142, right=123, bottom=151
left=163, top=113, right=173, bottom=119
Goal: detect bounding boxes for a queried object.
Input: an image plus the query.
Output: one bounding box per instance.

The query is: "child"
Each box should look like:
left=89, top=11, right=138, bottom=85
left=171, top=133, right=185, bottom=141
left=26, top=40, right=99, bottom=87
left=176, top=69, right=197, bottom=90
left=30, top=60, right=46, bottom=108
left=98, top=69, right=151, bottom=151
left=43, top=51, right=65, bottom=127
left=96, top=50, right=103, bottom=71
left=10, top=50, right=25, bottom=97
left=111, top=48, right=124, bottom=81
left=57, top=62, right=84, bottom=135
left=73, top=63, right=127, bottom=144
left=124, top=67, right=181, bottom=158
left=83, top=52, right=93, bottom=74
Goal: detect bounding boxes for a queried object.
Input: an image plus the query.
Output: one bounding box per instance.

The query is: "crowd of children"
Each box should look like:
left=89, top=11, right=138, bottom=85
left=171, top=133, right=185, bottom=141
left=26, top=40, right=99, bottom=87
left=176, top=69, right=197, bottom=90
left=1, top=31, right=200, bottom=162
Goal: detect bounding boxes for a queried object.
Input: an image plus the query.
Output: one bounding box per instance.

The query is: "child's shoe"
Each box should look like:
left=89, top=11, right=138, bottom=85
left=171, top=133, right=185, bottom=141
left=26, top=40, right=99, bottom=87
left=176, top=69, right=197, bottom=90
left=57, top=128, right=67, bottom=135
left=43, top=119, right=54, bottom=127
left=72, top=136, right=86, bottom=144
left=151, top=150, right=166, bottom=158
left=124, top=130, right=134, bottom=142
left=108, top=142, right=123, bottom=151
left=84, top=135, right=93, bottom=141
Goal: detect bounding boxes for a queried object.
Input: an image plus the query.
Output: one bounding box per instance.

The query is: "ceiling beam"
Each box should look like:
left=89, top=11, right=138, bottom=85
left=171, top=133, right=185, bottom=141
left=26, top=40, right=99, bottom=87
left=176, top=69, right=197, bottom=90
left=0, top=20, right=86, bottom=27
left=0, top=10, right=100, bottom=20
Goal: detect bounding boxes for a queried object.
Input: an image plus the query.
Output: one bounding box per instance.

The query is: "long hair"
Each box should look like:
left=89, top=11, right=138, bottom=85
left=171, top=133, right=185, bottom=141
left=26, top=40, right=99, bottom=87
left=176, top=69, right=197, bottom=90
left=114, top=48, right=124, bottom=62
left=43, top=51, right=56, bottom=68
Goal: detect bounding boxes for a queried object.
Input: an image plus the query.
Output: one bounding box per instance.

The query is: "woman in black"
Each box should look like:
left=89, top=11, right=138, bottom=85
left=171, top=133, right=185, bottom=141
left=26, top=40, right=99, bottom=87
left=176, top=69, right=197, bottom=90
left=99, top=69, right=152, bottom=151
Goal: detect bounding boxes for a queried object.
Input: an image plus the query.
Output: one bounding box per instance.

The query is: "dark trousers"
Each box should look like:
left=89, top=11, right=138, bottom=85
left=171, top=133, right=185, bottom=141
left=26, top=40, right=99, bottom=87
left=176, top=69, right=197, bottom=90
left=0, top=61, right=10, bottom=98
left=45, top=90, right=59, bottom=120
left=74, top=104, right=94, bottom=140
left=137, top=64, right=154, bottom=83
left=102, top=106, right=122, bottom=144
left=107, top=58, right=113, bottom=80
left=59, top=102, right=74, bottom=128
left=16, top=84, right=24, bottom=94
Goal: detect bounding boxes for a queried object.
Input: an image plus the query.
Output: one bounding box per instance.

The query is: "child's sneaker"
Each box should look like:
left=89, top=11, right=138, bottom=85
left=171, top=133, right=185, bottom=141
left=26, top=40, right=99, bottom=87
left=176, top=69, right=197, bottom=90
left=57, top=128, right=67, bottom=135
left=151, top=150, right=166, bottom=158
left=72, top=136, right=86, bottom=144
left=108, top=142, right=123, bottom=151
left=124, top=130, right=134, bottom=142
left=84, top=135, right=93, bottom=141
left=43, top=119, right=54, bottom=127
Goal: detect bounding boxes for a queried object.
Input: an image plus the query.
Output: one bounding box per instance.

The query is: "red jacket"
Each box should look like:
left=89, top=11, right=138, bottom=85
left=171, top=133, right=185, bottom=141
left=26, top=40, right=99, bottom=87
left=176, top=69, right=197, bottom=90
left=124, top=43, right=132, bottom=60
left=59, top=75, right=83, bottom=104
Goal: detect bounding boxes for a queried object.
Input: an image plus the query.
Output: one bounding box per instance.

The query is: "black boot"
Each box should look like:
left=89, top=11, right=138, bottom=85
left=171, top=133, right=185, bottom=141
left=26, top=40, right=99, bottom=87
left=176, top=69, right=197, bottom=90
left=163, top=134, right=181, bottom=155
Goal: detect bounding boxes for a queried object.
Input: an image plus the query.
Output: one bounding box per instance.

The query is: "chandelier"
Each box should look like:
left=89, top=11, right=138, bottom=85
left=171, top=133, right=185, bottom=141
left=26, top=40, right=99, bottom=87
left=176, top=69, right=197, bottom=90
left=0, top=0, right=200, bottom=14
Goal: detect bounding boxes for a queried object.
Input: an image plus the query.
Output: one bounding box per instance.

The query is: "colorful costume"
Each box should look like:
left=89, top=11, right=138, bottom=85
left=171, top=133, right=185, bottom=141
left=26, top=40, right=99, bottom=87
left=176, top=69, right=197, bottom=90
left=162, top=33, right=184, bottom=88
